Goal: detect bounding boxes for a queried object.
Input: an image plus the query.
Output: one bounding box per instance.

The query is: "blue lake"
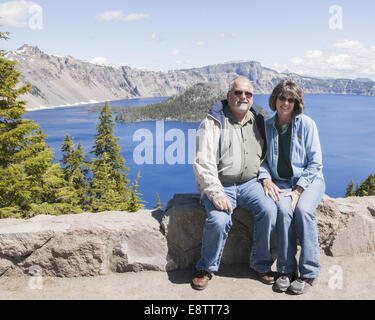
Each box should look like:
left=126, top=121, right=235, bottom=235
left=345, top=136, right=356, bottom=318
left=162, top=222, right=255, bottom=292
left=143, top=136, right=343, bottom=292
left=24, top=94, right=375, bottom=209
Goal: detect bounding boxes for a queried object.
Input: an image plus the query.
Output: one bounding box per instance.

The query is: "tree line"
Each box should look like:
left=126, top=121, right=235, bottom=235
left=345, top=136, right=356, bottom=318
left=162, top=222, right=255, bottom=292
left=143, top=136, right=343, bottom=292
left=0, top=32, right=145, bottom=219
left=345, top=174, right=375, bottom=197
left=115, top=83, right=227, bottom=123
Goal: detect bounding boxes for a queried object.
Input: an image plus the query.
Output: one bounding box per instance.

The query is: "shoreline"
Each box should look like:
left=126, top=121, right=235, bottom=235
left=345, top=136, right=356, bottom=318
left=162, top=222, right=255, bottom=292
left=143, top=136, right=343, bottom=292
left=24, top=96, right=167, bottom=112
left=24, top=92, right=375, bottom=112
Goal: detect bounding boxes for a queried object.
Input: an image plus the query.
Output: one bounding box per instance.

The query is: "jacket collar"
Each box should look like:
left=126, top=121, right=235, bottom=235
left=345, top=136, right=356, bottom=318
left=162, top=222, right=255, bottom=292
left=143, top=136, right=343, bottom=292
left=267, top=112, right=301, bottom=127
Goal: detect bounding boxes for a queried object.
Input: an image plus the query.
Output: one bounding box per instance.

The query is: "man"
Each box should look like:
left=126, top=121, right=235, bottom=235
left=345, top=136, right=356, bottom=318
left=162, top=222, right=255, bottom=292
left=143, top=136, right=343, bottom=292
left=192, top=76, right=277, bottom=290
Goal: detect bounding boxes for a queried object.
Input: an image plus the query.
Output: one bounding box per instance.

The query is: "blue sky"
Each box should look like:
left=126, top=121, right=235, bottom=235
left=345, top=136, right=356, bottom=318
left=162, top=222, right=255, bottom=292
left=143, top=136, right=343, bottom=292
left=1, top=0, right=375, bottom=79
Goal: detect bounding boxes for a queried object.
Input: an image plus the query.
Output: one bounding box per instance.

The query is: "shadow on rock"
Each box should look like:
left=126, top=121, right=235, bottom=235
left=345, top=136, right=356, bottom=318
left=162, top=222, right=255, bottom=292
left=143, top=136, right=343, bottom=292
left=166, top=267, right=196, bottom=285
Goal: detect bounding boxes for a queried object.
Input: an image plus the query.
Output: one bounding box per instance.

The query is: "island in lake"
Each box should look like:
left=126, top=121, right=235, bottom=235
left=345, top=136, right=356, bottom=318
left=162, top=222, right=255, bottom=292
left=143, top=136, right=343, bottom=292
left=113, top=83, right=269, bottom=123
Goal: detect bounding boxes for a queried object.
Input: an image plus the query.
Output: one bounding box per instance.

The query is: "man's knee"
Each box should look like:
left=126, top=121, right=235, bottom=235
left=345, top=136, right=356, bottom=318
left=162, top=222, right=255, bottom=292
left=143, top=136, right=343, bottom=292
left=256, top=199, right=277, bottom=223
left=206, top=210, right=232, bottom=231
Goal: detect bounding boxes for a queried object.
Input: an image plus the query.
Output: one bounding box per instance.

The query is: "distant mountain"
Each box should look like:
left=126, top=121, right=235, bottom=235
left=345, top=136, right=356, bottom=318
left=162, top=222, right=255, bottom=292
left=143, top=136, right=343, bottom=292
left=5, top=44, right=375, bottom=110
left=354, top=78, right=374, bottom=83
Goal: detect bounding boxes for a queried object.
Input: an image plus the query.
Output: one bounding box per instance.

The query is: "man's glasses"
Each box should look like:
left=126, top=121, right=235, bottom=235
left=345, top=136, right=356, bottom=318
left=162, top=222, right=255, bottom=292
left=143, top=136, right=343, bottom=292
left=233, top=90, right=253, bottom=98
left=278, top=95, right=295, bottom=104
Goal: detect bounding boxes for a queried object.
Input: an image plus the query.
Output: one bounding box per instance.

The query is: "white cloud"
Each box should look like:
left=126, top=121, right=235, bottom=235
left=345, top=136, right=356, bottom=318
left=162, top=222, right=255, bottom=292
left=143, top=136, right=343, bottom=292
left=326, top=54, right=351, bottom=70
left=194, top=41, right=206, bottom=47
left=332, top=40, right=361, bottom=49
left=151, top=32, right=157, bottom=39
left=170, top=49, right=180, bottom=56
left=290, top=57, right=304, bottom=65
left=305, top=50, right=323, bottom=59
left=90, top=57, right=110, bottom=66
left=286, top=40, right=375, bottom=80
left=219, top=33, right=236, bottom=39
left=96, top=10, right=149, bottom=22
left=0, top=0, right=42, bottom=28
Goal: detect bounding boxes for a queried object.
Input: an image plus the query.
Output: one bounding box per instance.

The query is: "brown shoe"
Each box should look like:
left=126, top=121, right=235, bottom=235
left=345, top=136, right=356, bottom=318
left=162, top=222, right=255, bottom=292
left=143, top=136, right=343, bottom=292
left=251, top=268, right=275, bottom=285
left=191, top=270, right=212, bottom=290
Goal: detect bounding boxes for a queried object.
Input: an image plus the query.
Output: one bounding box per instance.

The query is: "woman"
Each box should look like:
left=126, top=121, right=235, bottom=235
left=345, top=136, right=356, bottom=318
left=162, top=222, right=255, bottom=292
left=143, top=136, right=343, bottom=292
left=259, top=79, right=325, bottom=294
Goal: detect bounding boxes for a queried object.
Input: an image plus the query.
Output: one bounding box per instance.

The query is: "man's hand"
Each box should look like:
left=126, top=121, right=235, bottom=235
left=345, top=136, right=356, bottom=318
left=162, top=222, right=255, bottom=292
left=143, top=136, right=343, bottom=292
left=262, top=178, right=282, bottom=202
left=213, top=195, right=233, bottom=213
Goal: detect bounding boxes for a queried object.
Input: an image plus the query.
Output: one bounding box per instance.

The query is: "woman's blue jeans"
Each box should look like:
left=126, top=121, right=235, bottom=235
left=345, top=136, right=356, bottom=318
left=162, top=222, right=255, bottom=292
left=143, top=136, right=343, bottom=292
left=195, top=177, right=277, bottom=274
left=274, top=177, right=325, bottom=279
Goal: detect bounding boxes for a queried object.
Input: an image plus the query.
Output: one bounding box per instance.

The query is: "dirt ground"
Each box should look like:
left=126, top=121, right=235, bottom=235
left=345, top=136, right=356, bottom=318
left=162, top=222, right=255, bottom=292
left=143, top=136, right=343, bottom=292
left=0, top=253, right=374, bottom=300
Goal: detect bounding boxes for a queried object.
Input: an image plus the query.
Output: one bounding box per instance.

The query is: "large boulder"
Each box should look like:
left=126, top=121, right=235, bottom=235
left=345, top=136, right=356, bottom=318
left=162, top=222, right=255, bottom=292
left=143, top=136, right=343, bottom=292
left=0, top=211, right=175, bottom=277
left=0, top=194, right=374, bottom=278
left=161, top=194, right=375, bottom=268
left=160, top=193, right=275, bottom=269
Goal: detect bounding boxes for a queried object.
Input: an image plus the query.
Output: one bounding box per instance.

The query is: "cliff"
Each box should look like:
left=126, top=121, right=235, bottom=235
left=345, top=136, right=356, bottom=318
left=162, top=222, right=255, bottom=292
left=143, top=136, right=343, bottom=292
left=5, top=44, right=375, bottom=110
left=1, top=194, right=374, bottom=278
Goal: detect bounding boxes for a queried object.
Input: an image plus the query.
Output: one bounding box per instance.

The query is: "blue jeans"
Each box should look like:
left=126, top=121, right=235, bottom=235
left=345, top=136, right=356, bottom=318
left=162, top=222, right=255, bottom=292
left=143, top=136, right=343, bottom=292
left=274, top=177, right=325, bottom=279
left=196, top=177, right=277, bottom=273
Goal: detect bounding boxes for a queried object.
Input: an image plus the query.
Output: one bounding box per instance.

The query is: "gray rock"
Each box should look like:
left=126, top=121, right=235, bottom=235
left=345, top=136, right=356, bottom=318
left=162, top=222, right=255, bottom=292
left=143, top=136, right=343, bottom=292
left=0, top=194, right=374, bottom=278
left=161, top=194, right=274, bottom=270
left=162, top=194, right=375, bottom=269
left=0, top=211, right=171, bottom=277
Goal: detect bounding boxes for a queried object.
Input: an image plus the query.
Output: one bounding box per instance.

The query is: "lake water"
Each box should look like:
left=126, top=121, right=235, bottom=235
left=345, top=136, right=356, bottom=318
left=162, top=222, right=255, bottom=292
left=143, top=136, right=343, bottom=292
left=24, top=94, right=375, bottom=209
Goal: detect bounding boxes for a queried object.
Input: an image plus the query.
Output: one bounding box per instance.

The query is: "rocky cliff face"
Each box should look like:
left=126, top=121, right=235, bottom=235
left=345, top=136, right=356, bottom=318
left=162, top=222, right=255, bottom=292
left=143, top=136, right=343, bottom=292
left=0, top=194, right=374, bottom=278
left=5, top=44, right=375, bottom=110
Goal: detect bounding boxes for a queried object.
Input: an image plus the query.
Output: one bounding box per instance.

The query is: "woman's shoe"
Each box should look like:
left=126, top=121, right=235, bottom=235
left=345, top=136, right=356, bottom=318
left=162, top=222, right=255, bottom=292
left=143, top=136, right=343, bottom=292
left=289, top=277, right=315, bottom=294
left=273, top=273, right=296, bottom=292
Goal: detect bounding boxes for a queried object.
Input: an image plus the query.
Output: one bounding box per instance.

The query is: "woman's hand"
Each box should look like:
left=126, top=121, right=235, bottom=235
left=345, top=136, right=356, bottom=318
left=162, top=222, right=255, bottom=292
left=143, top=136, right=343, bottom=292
left=262, top=178, right=281, bottom=202
left=285, top=186, right=304, bottom=211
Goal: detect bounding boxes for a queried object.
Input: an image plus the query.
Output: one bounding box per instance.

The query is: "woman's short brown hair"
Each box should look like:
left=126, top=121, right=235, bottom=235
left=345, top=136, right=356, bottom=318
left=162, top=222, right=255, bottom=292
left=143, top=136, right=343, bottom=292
left=269, top=79, right=304, bottom=114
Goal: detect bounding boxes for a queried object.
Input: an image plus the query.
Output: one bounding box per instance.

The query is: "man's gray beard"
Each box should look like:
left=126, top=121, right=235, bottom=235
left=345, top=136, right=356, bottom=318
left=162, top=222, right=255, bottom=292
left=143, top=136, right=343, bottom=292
left=233, top=103, right=249, bottom=113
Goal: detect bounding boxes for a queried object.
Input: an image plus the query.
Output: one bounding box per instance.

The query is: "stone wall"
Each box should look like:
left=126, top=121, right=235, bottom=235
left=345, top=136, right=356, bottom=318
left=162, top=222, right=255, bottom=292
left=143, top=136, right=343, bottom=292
left=0, top=194, right=374, bottom=277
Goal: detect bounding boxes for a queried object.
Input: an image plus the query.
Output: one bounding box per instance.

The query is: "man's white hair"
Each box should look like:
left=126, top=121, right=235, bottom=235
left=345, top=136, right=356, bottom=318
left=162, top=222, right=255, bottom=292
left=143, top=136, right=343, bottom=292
left=228, top=76, right=253, bottom=92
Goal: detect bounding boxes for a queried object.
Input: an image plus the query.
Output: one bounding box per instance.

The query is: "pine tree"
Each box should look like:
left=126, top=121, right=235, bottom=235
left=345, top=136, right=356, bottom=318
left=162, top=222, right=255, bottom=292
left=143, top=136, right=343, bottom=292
left=0, top=33, right=75, bottom=218
left=28, top=163, right=80, bottom=216
left=90, top=152, right=125, bottom=212
left=89, top=103, right=131, bottom=211
left=127, top=171, right=146, bottom=212
left=355, top=173, right=375, bottom=196
left=345, top=179, right=355, bottom=197
left=61, top=134, right=89, bottom=210
left=154, top=192, right=163, bottom=211
left=346, top=174, right=375, bottom=197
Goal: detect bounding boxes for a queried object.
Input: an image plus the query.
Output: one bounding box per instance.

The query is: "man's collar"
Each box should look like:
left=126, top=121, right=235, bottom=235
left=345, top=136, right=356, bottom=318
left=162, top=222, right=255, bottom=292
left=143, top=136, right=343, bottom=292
left=225, top=105, right=254, bottom=124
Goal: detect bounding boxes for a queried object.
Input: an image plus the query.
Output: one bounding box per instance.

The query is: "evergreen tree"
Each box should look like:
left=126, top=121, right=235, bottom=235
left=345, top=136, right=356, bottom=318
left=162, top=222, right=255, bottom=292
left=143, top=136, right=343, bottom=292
left=90, top=152, right=126, bottom=212
left=0, top=33, right=75, bottom=218
left=127, top=171, right=146, bottom=212
left=154, top=192, right=163, bottom=211
left=28, top=163, right=80, bottom=216
left=345, top=179, right=355, bottom=197
left=89, top=102, right=130, bottom=210
left=61, top=134, right=89, bottom=210
left=355, top=173, right=375, bottom=196
left=346, top=173, right=375, bottom=197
